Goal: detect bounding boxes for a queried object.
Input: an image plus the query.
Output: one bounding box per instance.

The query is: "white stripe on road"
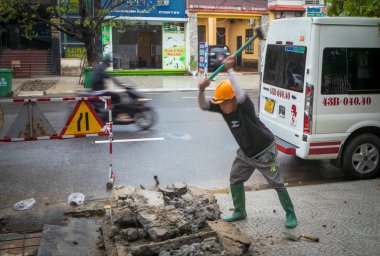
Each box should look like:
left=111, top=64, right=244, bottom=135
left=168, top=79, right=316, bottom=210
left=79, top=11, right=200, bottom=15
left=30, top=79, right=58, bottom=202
left=95, top=137, right=164, bottom=144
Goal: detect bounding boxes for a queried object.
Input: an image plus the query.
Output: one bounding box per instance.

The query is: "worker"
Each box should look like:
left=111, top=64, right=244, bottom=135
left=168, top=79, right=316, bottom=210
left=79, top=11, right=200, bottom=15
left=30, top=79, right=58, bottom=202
left=197, top=56, right=297, bottom=229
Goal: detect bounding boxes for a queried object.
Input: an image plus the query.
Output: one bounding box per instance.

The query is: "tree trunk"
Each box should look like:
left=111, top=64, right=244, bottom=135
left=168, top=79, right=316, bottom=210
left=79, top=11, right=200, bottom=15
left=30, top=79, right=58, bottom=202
left=84, top=33, right=98, bottom=67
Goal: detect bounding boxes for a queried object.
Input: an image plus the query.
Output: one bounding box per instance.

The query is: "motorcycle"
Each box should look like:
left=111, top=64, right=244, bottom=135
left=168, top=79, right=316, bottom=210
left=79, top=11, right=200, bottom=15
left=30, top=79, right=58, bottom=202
left=78, top=86, right=157, bottom=130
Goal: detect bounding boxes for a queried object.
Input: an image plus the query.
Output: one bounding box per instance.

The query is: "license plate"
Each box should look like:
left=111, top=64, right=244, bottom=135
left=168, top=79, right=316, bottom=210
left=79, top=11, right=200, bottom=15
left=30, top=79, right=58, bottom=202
left=264, top=99, right=275, bottom=113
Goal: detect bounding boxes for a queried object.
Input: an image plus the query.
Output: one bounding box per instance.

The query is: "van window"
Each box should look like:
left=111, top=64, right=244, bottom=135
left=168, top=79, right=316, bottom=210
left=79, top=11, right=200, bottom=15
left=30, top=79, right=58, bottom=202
left=263, top=44, right=307, bottom=93
left=322, top=48, right=380, bottom=94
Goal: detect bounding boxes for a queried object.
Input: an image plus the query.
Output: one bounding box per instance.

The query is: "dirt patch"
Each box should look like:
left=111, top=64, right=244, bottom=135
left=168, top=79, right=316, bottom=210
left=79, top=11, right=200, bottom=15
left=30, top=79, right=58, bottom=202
left=18, top=80, right=58, bottom=91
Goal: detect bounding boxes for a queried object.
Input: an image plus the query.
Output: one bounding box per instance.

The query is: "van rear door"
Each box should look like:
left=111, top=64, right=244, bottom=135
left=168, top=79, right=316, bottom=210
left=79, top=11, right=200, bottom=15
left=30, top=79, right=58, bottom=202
left=259, top=19, right=311, bottom=147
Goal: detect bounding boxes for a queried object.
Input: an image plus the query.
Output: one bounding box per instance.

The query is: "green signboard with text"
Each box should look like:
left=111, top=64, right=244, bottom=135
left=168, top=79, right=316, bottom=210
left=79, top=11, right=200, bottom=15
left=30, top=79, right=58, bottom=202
left=162, top=22, right=186, bottom=70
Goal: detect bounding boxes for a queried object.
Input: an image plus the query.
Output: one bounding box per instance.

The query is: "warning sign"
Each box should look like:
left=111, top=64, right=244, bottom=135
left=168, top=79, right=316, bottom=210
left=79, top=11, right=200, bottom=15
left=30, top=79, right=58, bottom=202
left=61, top=100, right=104, bottom=135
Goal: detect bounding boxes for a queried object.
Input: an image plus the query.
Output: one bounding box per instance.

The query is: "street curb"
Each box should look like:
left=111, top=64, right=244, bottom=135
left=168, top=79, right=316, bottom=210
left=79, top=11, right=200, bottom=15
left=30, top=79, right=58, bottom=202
left=17, top=91, right=45, bottom=97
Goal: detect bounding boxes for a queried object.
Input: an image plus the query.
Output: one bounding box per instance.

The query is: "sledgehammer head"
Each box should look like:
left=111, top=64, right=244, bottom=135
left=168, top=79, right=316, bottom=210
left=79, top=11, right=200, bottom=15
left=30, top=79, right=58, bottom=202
left=254, top=27, right=264, bottom=40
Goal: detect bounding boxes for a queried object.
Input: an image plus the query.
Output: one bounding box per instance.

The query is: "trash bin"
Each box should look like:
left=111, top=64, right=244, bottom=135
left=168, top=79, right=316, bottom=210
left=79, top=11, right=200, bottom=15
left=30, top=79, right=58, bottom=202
left=0, top=68, right=13, bottom=97
left=83, top=67, right=93, bottom=88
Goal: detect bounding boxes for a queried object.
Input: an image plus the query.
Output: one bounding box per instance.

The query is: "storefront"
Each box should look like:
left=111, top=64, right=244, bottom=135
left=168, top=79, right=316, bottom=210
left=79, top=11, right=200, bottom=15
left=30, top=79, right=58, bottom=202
left=187, top=0, right=267, bottom=71
left=103, top=0, right=187, bottom=71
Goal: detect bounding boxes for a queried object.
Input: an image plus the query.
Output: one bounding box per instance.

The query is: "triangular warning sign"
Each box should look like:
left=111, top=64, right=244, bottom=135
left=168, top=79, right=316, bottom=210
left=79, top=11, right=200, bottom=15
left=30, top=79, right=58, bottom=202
left=61, top=100, right=104, bottom=136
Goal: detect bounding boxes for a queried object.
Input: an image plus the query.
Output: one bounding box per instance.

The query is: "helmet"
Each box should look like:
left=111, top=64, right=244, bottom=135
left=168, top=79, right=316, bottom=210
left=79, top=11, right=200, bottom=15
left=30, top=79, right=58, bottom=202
left=102, top=55, right=112, bottom=63
left=211, top=80, right=235, bottom=104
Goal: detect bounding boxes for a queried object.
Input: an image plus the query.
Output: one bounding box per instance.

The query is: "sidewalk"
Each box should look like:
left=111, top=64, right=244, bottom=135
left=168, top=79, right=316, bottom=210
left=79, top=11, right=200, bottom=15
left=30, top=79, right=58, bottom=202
left=215, top=179, right=380, bottom=256
left=11, top=73, right=260, bottom=96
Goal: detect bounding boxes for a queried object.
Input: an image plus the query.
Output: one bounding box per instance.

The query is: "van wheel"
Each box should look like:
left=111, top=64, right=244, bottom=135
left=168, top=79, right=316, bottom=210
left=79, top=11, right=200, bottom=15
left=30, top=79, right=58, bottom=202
left=342, top=134, right=380, bottom=179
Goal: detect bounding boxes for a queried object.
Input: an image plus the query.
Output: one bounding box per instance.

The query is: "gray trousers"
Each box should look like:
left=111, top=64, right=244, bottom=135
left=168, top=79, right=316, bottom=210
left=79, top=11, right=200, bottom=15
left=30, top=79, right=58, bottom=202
left=230, top=143, right=285, bottom=189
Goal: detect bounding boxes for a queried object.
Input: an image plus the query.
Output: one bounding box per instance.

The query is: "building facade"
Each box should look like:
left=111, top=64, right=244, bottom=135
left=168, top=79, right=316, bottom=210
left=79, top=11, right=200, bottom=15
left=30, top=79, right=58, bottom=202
left=102, top=0, right=187, bottom=71
left=268, top=0, right=326, bottom=20
left=187, top=0, right=268, bottom=71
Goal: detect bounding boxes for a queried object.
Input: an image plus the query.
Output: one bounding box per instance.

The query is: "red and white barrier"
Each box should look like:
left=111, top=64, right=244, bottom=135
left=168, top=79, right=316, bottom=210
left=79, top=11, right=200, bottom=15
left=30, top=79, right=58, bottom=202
left=0, top=96, right=116, bottom=189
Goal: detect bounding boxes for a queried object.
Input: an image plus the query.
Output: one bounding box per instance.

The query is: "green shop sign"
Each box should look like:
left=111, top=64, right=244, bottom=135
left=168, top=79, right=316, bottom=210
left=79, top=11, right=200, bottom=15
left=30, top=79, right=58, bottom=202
left=102, top=26, right=113, bottom=57
left=63, top=46, right=86, bottom=58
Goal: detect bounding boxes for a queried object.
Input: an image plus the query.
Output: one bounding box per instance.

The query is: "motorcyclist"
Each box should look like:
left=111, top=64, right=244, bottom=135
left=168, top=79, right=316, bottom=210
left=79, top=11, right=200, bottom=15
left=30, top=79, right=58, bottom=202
left=91, top=55, right=132, bottom=121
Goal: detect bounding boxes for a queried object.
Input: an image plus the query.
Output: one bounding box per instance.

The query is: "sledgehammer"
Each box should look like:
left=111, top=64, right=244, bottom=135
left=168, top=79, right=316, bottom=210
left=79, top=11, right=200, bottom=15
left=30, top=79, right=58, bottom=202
left=207, top=27, right=264, bottom=81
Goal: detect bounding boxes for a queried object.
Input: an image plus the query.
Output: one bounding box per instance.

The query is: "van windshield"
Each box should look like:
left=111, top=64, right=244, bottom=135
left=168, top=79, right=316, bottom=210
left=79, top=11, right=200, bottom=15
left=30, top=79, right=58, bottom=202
left=263, top=45, right=307, bottom=93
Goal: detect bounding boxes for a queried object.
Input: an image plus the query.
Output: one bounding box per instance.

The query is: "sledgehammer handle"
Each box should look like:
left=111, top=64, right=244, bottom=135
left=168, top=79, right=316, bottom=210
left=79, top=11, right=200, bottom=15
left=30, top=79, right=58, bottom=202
left=301, top=234, right=320, bottom=242
left=207, top=28, right=264, bottom=81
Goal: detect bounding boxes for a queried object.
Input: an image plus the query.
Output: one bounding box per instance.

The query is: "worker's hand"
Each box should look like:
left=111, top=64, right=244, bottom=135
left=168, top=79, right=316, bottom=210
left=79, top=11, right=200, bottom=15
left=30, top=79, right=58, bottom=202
left=198, top=79, right=210, bottom=92
left=223, top=56, right=236, bottom=71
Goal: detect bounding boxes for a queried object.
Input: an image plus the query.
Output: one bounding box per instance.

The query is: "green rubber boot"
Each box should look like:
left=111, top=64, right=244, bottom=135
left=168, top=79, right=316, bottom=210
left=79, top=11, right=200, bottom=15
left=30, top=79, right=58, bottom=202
left=223, top=184, right=247, bottom=222
left=277, top=189, right=298, bottom=229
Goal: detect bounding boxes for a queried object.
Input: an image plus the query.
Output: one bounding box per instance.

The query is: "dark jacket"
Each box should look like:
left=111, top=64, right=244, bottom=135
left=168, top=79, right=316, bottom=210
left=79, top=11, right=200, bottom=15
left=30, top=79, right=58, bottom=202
left=208, top=95, right=275, bottom=158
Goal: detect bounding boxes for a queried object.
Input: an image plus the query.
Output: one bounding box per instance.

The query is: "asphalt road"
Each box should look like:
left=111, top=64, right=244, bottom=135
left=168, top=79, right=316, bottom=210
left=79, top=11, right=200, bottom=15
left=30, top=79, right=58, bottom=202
left=0, top=90, right=346, bottom=209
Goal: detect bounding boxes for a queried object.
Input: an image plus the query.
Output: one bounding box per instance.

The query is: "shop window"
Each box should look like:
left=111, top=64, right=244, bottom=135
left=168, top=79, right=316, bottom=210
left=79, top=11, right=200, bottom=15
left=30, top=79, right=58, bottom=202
left=112, top=22, right=162, bottom=69
left=245, top=29, right=253, bottom=54
left=216, top=28, right=225, bottom=45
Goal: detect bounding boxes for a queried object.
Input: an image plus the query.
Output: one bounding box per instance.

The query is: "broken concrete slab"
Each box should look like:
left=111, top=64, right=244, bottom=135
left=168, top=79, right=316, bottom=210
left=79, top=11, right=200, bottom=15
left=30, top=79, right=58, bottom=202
left=112, top=186, right=136, bottom=201
left=99, top=183, right=250, bottom=256
left=119, top=231, right=217, bottom=255
left=157, top=186, right=175, bottom=196
left=207, top=220, right=251, bottom=255
left=63, top=200, right=110, bottom=218
left=136, top=205, right=191, bottom=241
left=136, top=189, right=164, bottom=207
left=112, top=207, right=138, bottom=228
left=173, top=182, right=187, bottom=194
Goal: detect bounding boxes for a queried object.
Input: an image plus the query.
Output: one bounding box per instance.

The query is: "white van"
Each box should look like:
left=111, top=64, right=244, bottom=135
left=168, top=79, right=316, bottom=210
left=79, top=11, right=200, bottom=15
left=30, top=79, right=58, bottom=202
left=258, top=17, right=380, bottom=179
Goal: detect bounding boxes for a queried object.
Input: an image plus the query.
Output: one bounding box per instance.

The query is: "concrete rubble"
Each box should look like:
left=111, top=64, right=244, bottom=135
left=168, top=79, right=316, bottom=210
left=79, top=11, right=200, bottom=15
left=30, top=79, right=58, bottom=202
left=99, top=183, right=252, bottom=256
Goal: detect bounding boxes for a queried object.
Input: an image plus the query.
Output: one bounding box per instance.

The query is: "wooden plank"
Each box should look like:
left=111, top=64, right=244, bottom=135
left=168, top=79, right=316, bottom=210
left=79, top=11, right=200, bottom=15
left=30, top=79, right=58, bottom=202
left=0, top=246, right=39, bottom=256
left=0, top=238, right=40, bottom=250
left=0, top=233, right=42, bottom=242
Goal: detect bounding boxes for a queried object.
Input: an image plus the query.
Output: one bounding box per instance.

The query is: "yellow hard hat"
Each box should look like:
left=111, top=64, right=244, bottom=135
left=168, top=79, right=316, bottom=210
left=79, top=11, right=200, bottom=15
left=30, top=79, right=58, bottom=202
left=211, top=80, right=235, bottom=104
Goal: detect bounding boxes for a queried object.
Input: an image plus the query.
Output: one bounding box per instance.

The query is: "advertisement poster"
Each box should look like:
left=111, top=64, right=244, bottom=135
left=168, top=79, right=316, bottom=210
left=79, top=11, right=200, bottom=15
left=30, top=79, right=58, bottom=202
left=162, top=22, right=186, bottom=70
left=198, top=42, right=208, bottom=73
left=102, top=25, right=113, bottom=69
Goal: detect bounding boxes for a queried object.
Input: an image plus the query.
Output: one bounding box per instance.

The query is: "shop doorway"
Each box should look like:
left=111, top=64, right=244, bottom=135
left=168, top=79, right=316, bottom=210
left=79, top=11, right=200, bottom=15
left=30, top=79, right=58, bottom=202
left=113, top=23, right=162, bottom=70
left=198, top=25, right=206, bottom=44
left=236, top=36, right=242, bottom=67
left=216, top=28, right=226, bottom=45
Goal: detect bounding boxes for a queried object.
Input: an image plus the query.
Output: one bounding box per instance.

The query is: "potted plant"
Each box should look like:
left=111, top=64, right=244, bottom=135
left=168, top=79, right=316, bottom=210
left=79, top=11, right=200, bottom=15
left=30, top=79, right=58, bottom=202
left=189, top=55, right=198, bottom=77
